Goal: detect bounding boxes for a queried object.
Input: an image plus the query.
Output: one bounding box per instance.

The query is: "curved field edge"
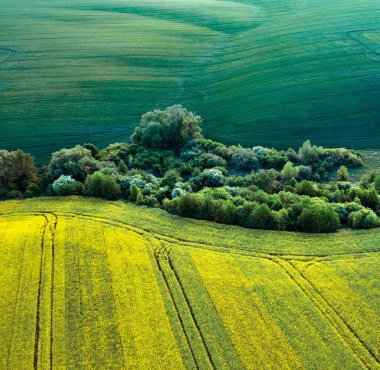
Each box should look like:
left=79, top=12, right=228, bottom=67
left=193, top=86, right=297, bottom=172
left=0, top=196, right=379, bottom=257
left=0, top=205, right=378, bottom=369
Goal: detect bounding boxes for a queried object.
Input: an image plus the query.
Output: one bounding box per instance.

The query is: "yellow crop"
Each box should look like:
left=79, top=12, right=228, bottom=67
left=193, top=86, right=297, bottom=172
left=0, top=197, right=378, bottom=369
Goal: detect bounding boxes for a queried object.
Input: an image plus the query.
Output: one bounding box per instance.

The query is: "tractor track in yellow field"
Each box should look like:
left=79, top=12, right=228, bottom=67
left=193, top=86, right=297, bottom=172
left=0, top=210, right=379, bottom=369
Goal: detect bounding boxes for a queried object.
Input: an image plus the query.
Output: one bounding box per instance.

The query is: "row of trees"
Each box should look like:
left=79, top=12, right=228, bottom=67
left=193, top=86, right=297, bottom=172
left=1, top=105, right=379, bottom=233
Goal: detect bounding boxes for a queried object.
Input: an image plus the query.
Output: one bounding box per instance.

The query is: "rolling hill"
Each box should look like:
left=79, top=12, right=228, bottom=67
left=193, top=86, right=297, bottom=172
left=1, top=0, right=380, bottom=162
left=0, top=197, right=379, bottom=369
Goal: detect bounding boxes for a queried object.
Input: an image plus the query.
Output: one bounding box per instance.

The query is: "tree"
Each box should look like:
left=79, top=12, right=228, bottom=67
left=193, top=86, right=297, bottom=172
left=348, top=209, right=380, bottom=229
left=131, top=105, right=202, bottom=149
left=249, top=204, right=277, bottom=230
left=177, top=193, right=199, bottom=217
left=0, top=149, right=39, bottom=192
left=48, top=145, right=99, bottom=181
left=161, top=169, right=182, bottom=188
left=84, top=171, right=120, bottom=200
left=129, top=184, right=140, bottom=201
left=374, top=175, right=380, bottom=192
left=298, top=140, right=319, bottom=164
left=281, top=161, right=299, bottom=181
left=337, top=165, right=349, bottom=181
left=200, top=169, right=224, bottom=187
left=359, top=188, right=379, bottom=212
left=52, top=175, right=82, bottom=195
left=297, top=204, right=340, bottom=233
left=296, top=180, right=317, bottom=197
left=229, top=147, right=258, bottom=171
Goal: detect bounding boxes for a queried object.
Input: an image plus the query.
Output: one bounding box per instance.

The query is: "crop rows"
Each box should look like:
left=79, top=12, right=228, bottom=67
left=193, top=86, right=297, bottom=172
left=1, top=0, right=380, bottom=160
left=0, top=205, right=378, bottom=369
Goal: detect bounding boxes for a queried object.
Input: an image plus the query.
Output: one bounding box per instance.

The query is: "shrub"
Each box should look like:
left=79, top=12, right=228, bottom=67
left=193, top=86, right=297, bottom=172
left=297, top=204, right=340, bottom=233
left=298, top=140, right=319, bottom=164
left=296, top=181, right=317, bottom=197
left=131, top=105, right=202, bottom=149
left=0, top=149, right=39, bottom=192
left=348, top=209, right=380, bottom=229
left=85, top=171, right=121, bottom=200
left=358, top=188, right=379, bottom=212
left=161, top=169, right=182, bottom=188
left=229, top=148, right=258, bottom=171
left=48, top=145, right=99, bottom=181
left=281, top=161, right=299, bottom=180
left=52, top=175, right=82, bottom=196
left=249, top=204, right=277, bottom=230
left=177, top=193, right=199, bottom=217
left=200, top=169, right=224, bottom=187
left=337, top=165, right=349, bottom=181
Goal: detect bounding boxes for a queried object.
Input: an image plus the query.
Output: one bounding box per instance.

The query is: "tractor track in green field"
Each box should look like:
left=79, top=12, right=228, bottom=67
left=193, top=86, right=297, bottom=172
left=346, top=28, right=380, bottom=60
left=0, top=48, right=16, bottom=68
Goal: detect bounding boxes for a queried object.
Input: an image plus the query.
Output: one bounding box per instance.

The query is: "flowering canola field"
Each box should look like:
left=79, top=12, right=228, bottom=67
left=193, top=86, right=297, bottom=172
left=0, top=197, right=379, bottom=369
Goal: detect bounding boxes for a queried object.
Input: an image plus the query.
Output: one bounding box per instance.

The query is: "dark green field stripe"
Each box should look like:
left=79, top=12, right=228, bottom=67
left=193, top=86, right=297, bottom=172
left=169, top=249, right=245, bottom=370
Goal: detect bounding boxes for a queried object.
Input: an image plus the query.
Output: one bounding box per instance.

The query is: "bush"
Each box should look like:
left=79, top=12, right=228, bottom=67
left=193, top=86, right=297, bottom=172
left=296, top=181, right=317, bottom=197
left=48, top=145, right=99, bottom=181
left=229, top=148, right=258, bottom=171
left=177, top=193, right=199, bottom=217
left=348, top=209, right=380, bottom=229
left=85, top=171, right=121, bottom=200
left=374, top=175, right=380, bottom=192
left=359, top=188, right=380, bottom=212
left=249, top=204, right=277, bottom=230
left=337, top=165, right=349, bottom=181
left=281, top=161, right=299, bottom=180
left=161, top=169, right=182, bottom=188
left=0, top=149, right=39, bottom=192
left=131, top=105, right=202, bottom=149
left=298, top=140, right=319, bottom=164
left=297, top=204, right=340, bottom=233
left=52, top=175, right=82, bottom=196
left=200, top=169, right=224, bottom=187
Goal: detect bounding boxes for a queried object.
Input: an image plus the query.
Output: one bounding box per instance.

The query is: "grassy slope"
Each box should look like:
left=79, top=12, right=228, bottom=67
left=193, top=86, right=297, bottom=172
left=0, top=197, right=379, bottom=369
left=1, top=0, right=380, bottom=161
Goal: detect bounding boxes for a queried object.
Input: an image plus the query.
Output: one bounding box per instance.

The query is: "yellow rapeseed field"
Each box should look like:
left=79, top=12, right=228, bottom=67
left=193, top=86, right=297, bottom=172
left=0, top=197, right=378, bottom=369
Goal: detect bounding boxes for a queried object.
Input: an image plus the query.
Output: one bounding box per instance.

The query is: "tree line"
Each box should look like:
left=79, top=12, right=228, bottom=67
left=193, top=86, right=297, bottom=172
left=1, top=105, right=379, bottom=233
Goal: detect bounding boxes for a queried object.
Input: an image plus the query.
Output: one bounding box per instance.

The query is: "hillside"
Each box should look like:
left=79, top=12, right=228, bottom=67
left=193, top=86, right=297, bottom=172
left=0, top=197, right=379, bottom=369
left=1, top=0, right=380, bottom=161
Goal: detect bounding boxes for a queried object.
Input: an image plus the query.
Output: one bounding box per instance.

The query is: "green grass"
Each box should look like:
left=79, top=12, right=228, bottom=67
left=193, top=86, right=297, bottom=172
left=0, top=197, right=379, bottom=368
left=1, top=0, right=380, bottom=161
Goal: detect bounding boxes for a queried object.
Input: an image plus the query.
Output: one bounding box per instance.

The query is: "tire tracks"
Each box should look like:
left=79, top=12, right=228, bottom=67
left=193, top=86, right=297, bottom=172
left=0, top=48, right=16, bottom=68
left=274, top=259, right=379, bottom=369
left=154, top=244, right=215, bottom=370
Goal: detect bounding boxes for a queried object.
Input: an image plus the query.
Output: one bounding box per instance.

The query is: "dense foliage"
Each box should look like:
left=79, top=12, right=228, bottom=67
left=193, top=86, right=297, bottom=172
left=1, top=105, right=379, bottom=233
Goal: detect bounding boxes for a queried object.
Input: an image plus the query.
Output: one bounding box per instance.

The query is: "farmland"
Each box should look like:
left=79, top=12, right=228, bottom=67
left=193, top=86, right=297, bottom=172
left=1, top=0, right=380, bottom=162
left=0, top=197, right=379, bottom=369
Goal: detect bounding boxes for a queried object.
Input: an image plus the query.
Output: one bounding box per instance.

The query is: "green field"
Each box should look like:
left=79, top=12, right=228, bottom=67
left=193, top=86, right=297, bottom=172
left=1, top=0, right=380, bottom=161
left=0, top=197, right=379, bottom=368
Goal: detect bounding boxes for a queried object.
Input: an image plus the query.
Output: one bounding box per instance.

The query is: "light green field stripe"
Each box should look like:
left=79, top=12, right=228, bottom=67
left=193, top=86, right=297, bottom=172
left=236, top=256, right=366, bottom=369
left=298, top=258, right=380, bottom=361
